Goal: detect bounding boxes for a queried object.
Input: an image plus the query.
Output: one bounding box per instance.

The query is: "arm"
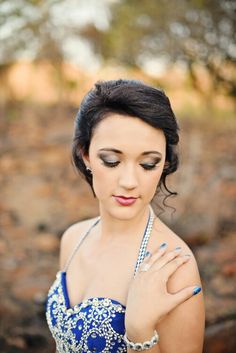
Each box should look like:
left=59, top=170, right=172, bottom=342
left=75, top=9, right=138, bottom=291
left=156, top=254, right=205, bottom=353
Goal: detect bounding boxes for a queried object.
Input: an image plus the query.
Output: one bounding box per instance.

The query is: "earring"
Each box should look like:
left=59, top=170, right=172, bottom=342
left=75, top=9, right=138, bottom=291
left=86, top=166, right=92, bottom=174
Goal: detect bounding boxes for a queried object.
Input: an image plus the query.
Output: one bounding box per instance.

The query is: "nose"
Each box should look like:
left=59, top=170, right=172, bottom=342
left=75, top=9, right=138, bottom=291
left=118, top=164, right=138, bottom=190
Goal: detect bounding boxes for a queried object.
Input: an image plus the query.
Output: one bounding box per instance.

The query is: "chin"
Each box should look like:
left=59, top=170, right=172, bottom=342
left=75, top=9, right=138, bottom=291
left=99, top=197, right=145, bottom=219
left=110, top=204, right=143, bottom=220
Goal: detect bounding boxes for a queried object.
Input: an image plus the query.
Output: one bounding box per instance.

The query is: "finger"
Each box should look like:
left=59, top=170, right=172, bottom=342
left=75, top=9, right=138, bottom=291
left=142, top=242, right=168, bottom=266
left=171, top=285, right=202, bottom=307
left=160, top=254, right=191, bottom=279
left=152, top=247, right=183, bottom=270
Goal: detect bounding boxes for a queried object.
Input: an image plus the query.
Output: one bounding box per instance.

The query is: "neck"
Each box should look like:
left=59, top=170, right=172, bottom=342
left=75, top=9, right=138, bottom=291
left=97, top=204, right=153, bottom=244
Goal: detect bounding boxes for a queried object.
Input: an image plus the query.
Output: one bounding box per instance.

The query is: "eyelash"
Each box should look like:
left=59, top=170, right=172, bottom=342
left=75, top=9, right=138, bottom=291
left=101, top=161, right=158, bottom=170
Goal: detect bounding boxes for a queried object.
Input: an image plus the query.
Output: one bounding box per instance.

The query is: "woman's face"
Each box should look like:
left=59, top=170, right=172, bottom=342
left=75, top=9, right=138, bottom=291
left=83, top=114, right=166, bottom=219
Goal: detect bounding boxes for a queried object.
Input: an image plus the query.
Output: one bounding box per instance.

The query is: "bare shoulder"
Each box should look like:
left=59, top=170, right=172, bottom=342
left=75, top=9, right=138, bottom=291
left=153, top=217, right=202, bottom=291
left=153, top=218, right=205, bottom=352
left=59, top=216, right=99, bottom=270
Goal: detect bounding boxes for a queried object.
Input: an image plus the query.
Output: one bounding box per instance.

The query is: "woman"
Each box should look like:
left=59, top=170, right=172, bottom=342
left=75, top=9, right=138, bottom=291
left=45, top=79, right=205, bottom=353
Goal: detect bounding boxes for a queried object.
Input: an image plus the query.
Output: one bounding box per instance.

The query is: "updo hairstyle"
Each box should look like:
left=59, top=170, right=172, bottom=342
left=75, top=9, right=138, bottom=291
left=71, top=79, right=180, bottom=214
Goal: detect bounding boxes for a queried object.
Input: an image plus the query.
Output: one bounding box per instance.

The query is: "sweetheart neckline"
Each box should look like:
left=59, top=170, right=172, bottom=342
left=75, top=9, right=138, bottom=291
left=58, top=270, right=127, bottom=311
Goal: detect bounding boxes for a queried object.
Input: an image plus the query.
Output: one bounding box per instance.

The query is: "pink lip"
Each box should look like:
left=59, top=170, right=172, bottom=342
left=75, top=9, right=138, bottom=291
left=115, top=195, right=137, bottom=199
left=113, top=195, right=138, bottom=206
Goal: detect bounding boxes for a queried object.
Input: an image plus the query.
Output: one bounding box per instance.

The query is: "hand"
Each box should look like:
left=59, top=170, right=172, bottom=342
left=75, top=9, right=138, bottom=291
left=125, top=243, right=201, bottom=334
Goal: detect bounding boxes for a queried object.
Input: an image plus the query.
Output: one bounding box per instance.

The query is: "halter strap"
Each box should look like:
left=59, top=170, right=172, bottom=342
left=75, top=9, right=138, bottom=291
left=63, top=217, right=100, bottom=273
left=133, top=207, right=155, bottom=277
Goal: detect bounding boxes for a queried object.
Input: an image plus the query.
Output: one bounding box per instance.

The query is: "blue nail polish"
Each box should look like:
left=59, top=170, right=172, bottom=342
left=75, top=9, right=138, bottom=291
left=175, top=246, right=182, bottom=250
left=193, top=287, right=201, bottom=295
left=145, top=251, right=151, bottom=257
left=160, top=242, right=167, bottom=248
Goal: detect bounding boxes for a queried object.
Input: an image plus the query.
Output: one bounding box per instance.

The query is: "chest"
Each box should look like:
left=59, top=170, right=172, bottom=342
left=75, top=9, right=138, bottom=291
left=66, top=239, right=139, bottom=308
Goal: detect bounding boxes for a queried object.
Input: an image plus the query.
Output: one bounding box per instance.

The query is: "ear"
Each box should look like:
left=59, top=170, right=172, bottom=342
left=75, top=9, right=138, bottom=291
left=81, top=151, right=91, bottom=169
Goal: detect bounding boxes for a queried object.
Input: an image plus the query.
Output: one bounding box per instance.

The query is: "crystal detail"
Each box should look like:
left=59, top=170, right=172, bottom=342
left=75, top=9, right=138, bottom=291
left=56, top=271, right=60, bottom=279
left=134, top=343, right=143, bottom=350
left=66, top=308, right=73, bottom=315
left=103, top=298, right=110, bottom=306
left=143, top=342, right=151, bottom=348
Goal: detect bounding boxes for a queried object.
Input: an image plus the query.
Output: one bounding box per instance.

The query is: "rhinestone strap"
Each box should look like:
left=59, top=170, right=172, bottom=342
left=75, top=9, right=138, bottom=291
left=133, top=207, right=155, bottom=277
left=123, top=329, right=159, bottom=351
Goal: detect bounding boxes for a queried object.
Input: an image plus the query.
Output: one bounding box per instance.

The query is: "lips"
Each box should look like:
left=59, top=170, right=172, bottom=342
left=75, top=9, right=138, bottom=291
left=113, top=195, right=138, bottom=206
left=115, top=195, right=137, bottom=200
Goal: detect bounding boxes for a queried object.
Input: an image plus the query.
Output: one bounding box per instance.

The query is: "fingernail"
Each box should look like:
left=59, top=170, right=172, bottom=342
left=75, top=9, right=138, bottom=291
left=175, top=246, right=182, bottom=251
left=145, top=251, right=151, bottom=257
left=159, top=242, right=167, bottom=248
left=193, top=286, right=201, bottom=295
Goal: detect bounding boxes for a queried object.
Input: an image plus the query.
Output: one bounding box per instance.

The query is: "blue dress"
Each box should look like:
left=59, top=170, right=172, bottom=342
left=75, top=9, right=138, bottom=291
left=45, top=211, right=154, bottom=353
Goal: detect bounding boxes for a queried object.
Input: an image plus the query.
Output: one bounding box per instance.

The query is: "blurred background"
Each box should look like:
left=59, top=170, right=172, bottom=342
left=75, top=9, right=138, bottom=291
left=0, top=0, right=235, bottom=352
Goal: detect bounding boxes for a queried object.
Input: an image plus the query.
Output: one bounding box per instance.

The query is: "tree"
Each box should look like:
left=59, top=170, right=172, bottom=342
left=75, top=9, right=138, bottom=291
left=0, top=0, right=235, bottom=97
left=0, top=0, right=111, bottom=65
left=0, top=0, right=111, bottom=103
left=85, top=0, right=236, bottom=97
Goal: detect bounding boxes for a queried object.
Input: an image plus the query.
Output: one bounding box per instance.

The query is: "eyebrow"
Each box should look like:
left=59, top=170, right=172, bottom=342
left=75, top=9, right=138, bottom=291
left=98, top=148, right=162, bottom=157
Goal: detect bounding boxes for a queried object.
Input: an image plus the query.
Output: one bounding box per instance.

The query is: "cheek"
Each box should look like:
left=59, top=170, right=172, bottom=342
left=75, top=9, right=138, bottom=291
left=144, top=170, right=162, bottom=191
left=91, top=163, right=116, bottom=195
left=141, top=164, right=165, bottom=197
left=93, top=163, right=113, bottom=180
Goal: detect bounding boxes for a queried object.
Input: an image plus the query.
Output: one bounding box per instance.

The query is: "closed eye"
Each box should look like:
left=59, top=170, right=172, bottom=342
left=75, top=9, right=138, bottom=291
left=102, top=160, right=119, bottom=168
left=140, top=163, right=158, bottom=170
left=101, top=160, right=158, bottom=170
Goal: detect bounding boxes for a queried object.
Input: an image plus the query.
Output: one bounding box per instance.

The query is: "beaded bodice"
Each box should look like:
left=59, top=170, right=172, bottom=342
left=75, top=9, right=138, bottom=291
left=45, top=208, right=154, bottom=353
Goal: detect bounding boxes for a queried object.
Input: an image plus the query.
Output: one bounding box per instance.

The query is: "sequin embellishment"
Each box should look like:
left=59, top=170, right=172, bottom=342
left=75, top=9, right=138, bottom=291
left=46, top=271, right=127, bottom=352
